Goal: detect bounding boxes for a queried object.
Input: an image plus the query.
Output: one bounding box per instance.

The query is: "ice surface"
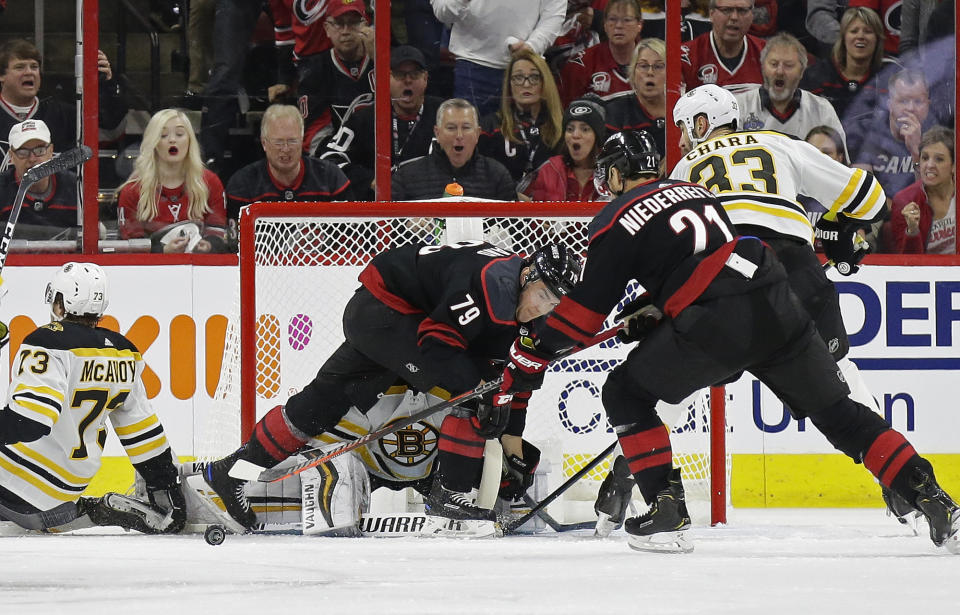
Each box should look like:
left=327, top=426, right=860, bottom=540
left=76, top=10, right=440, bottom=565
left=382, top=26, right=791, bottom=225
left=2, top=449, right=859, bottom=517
left=3, top=508, right=958, bottom=615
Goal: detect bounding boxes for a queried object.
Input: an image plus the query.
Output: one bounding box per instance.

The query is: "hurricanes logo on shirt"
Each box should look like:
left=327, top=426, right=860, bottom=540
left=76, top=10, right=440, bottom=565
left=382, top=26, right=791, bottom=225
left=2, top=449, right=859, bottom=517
left=591, top=72, right=611, bottom=93
left=293, top=0, right=329, bottom=25
left=698, top=64, right=718, bottom=84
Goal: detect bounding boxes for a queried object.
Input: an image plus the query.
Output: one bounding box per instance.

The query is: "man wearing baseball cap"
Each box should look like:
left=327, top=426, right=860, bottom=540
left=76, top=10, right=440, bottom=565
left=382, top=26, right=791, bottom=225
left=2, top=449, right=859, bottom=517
left=318, top=45, right=443, bottom=199
left=297, top=0, right=375, bottom=155
left=0, top=119, right=80, bottom=240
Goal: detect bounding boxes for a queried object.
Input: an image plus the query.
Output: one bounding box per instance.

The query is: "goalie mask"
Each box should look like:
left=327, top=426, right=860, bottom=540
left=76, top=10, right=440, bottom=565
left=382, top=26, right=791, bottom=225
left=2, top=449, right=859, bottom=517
left=594, top=130, right=660, bottom=197
left=45, top=262, right=109, bottom=320
left=524, top=243, right=582, bottom=299
left=672, top=84, right=739, bottom=148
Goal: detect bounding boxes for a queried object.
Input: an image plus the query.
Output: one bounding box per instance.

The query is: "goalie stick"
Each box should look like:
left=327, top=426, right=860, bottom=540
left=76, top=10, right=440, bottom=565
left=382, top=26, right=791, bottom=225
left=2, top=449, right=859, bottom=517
left=0, top=145, right=94, bottom=273
left=502, top=441, right=618, bottom=533
left=227, top=326, right=622, bottom=484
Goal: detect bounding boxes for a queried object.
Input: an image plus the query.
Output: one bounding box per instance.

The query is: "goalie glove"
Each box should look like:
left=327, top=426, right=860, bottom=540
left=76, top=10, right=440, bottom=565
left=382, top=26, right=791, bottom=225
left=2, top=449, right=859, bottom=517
left=499, top=440, right=542, bottom=501
left=614, top=295, right=662, bottom=343
left=816, top=217, right=869, bottom=276
left=496, top=337, right=551, bottom=403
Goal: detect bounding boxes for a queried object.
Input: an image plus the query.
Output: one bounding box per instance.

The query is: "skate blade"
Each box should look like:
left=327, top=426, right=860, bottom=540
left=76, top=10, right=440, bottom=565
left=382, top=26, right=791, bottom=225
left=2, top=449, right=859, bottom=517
left=594, top=512, right=623, bottom=538
left=420, top=515, right=500, bottom=539
left=627, top=531, right=694, bottom=554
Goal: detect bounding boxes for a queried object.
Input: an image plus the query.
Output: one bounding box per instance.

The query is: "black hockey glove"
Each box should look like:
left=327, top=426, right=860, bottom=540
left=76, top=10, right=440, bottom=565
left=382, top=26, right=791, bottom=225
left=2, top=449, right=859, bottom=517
left=497, top=337, right=551, bottom=402
left=816, top=217, right=869, bottom=276
left=471, top=391, right=512, bottom=439
left=499, top=440, right=542, bottom=501
left=614, top=295, right=662, bottom=343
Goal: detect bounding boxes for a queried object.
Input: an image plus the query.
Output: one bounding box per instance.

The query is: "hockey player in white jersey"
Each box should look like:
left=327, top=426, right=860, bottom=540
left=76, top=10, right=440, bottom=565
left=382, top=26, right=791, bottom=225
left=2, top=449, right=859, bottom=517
left=0, top=263, right=186, bottom=535
left=668, top=84, right=949, bottom=529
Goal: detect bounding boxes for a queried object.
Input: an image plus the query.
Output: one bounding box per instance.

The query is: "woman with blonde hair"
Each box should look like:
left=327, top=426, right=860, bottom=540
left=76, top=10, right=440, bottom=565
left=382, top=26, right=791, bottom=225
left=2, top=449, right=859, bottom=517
left=478, top=48, right=564, bottom=182
left=118, top=108, right=227, bottom=253
left=603, top=38, right=667, bottom=154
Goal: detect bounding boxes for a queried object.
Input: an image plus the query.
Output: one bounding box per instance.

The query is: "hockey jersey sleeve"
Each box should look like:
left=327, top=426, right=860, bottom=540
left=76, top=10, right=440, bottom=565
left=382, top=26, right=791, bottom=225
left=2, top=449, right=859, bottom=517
left=107, top=361, right=171, bottom=467
left=0, top=341, right=69, bottom=444
left=793, top=138, right=886, bottom=228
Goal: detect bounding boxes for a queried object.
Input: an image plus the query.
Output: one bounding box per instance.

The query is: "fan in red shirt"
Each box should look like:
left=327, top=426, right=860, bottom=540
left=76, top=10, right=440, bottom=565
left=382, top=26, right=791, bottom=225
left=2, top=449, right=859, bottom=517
left=680, top=0, right=765, bottom=93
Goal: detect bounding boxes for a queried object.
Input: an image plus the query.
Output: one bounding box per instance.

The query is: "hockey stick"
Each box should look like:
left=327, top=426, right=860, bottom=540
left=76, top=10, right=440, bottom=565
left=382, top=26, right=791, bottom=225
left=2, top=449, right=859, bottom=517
left=518, top=493, right=596, bottom=532
left=229, top=326, right=622, bottom=484
left=0, top=145, right=94, bottom=274
left=502, top=440, right=618, bottom=534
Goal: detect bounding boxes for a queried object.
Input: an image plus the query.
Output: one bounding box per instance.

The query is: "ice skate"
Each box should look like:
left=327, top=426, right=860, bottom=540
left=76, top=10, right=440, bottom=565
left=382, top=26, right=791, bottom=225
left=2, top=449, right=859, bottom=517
left=624, top=469, right=692, bottom=554
left=203, top=450, right=257, bottom=530
left=910, top=471, right=960, bottom=553
left=881, top=486, right=920, bottom=534
left=422, top=483, right=499, bottom=538
left=594, top=455, right=635, bottom=538
left=79, top=493, right=169, bottom=534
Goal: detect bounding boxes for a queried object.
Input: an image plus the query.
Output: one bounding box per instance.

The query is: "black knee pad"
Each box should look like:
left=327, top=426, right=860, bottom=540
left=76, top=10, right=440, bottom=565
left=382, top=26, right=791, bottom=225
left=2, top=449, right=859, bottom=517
left=283, top=372, right=356, bottom=436
left=602, top=367, right=660, bottom=429
left=808, top=398, right=890, bottom=460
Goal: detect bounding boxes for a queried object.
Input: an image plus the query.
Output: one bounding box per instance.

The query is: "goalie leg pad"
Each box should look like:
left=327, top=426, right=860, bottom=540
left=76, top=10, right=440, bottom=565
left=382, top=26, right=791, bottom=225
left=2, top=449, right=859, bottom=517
left=299, top=452, right=370, bottom=536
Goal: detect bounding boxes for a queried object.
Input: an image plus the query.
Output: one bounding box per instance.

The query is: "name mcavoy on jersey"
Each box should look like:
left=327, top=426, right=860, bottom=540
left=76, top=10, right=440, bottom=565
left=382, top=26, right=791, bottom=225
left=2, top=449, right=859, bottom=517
left=80, top=359, right=137, bottom=384
left=618, top=184, right=717, bottom=235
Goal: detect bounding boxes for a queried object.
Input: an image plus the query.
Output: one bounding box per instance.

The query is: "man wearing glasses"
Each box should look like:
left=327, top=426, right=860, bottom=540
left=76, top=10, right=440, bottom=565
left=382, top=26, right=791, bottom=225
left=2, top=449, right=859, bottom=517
left=680, top=0, right=765, bottom=93
left=225, top=105, right=351, bottom=245
left=559, top=0, right=643, bottom=105
left=0, top=120, right=79, bottom=240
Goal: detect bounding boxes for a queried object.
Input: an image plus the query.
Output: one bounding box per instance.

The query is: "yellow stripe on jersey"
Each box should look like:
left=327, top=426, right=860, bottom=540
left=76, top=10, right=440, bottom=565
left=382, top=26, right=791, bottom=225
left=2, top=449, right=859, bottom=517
left=848, top=179, right=884, bottom=219
left=11, top=443, right=96, bottom=484
left=11, top=398, right=60, bottom=423
left=70, top=348, right=143, bottom=361
left=114, top=413, right=159, bottom=436
left=124, top=436, right=169, bottom=458
left=829, top=169, right=864, bottom=216
left=0, top=455, right=84, bottom=502
left=15, top=383, right=66, bottom=403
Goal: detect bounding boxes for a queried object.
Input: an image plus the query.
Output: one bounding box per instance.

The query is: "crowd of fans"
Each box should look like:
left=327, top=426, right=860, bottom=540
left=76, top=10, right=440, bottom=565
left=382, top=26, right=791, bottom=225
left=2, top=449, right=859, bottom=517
left=0, top=0, right=956, bottom=254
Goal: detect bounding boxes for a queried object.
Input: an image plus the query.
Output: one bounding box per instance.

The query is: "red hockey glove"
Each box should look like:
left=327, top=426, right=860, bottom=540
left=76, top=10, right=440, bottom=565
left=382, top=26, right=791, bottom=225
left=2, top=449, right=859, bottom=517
left=496, top=337, right=551, bottom=404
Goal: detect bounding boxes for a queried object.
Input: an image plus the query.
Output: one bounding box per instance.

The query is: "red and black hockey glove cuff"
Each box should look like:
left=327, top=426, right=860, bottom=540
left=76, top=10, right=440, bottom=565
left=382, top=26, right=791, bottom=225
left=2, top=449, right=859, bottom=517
left=496, top=337, right=551, bottom=404
left=499, top=440, right=542, bottom=501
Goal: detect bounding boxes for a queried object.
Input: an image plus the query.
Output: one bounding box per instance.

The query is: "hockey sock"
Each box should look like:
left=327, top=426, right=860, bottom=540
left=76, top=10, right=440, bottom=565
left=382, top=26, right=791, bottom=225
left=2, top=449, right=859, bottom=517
left=245, top=405, right=309, bottom=468
left=616, top=422, right=672, bottom=504
left=437, top=415, right=485, bottom=492
left=863, top=429, right=922, bottom=491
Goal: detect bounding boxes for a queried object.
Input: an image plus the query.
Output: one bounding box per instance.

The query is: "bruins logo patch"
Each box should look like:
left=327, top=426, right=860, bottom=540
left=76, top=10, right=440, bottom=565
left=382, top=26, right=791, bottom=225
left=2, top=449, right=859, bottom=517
left=378, top=419, right=439, bottom=467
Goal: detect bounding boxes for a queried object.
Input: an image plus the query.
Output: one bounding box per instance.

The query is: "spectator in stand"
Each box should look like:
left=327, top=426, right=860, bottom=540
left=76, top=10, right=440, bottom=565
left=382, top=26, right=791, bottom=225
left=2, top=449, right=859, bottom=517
left=478, top=49, right=564, bottom=184
left=518, top=98, right=606, bottom=202
left=559, top=0, right=644, bottom=104
left=887, top=126, right=956, bottom=254
left=800, top=6, right=884, bottom=155
left=297, top=0, right=375, bottom=156
left=319, top=46, right=443, bottom=201
left=800, top=125, right=851, bottom=251
left=681, top=0, right=713, bottom=41
left=0, top=40, right=126, bottom=154
left=226, top=105, right=350, bottom=239
left=431, top=0, right=566, bottom=117
left=183, top=0, right=215, bottom=105
left=805, top=0, right=849, bottom=58
left=899, top=0, right=942, bottom=60
left=0, top=120, right=79, bottom=241
left=603, top=38, right=666, bottom=155
left=853, top=68, right=934, bottom=199
left=117, top=109, right=227, bottom=254
left=547, top=0, right=600, bottom=76
left=680, top=0, right=765, bottom=93
left=736, top=33, right=849, bottom=157
left=848, top=0, right=901, bottom=57
left=392, top=98, right=516, bottom=200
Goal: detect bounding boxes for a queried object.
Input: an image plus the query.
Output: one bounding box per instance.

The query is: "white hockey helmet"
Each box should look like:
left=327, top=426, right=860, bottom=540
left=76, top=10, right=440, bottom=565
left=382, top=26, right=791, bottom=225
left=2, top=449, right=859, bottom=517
left=672, top=84, right=740, bottom=147
left=44, top=262, right=109, bottom=319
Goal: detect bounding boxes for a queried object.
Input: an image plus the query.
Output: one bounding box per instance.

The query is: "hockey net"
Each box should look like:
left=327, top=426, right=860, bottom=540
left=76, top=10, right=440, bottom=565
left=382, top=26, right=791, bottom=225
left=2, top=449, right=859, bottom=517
left=199, top=201, right=728, bottom=525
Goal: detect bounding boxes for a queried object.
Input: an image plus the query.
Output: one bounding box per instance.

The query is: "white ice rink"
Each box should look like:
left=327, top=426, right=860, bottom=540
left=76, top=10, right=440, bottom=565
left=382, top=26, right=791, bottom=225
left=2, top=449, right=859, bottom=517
left=3, top=508, right=958, bottom=615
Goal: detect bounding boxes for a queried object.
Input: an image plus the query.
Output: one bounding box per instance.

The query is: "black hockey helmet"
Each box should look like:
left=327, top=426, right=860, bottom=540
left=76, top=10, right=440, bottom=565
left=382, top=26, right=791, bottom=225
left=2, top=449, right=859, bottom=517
left=594, top=130, right=660, bottom=196
left=524, top=243, right=583, bottom=298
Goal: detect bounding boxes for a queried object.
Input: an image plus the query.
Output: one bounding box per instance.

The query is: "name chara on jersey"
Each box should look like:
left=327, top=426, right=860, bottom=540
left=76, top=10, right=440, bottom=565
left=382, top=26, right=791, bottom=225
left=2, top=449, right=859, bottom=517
left=683, top=133, right=760, bottom=161
left=618, top=183, right=716, bottom=235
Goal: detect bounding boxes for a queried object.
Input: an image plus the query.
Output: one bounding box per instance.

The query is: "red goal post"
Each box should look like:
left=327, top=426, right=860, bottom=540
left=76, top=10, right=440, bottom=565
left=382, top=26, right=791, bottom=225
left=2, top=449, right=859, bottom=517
left=222, top=200, right=727, bottom=525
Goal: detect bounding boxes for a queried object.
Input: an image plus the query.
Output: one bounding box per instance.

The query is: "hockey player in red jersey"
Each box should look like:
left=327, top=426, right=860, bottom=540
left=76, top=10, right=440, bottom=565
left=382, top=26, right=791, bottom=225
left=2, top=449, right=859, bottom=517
left=205, top=241, right=582, bottom=537
left=496, top=130, right=960, bottom=554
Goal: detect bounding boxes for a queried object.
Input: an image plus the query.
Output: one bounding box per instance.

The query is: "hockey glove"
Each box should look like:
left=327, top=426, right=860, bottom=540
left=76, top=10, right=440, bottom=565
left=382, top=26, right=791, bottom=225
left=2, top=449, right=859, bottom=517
left=472, top=391, right=512, bottom=439
left=147, top=475, right=187, bottom=534
left=615, top=295, right=662, bottom=343
left=816, top=217, right=869, bottom=276
left=499, top=440, right=541, bottom=501
left=497, top=337, right=551, bottom=402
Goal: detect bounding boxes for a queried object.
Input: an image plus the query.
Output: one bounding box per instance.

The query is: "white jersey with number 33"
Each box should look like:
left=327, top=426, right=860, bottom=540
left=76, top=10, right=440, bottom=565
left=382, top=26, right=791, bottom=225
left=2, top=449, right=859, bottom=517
left=669, top=130, right=886, bottom=244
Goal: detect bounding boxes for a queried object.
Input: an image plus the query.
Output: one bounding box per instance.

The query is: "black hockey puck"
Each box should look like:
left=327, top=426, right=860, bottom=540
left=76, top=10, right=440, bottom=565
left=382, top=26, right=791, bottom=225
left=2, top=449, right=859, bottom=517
left=204, top=524, right=226, bottom=546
